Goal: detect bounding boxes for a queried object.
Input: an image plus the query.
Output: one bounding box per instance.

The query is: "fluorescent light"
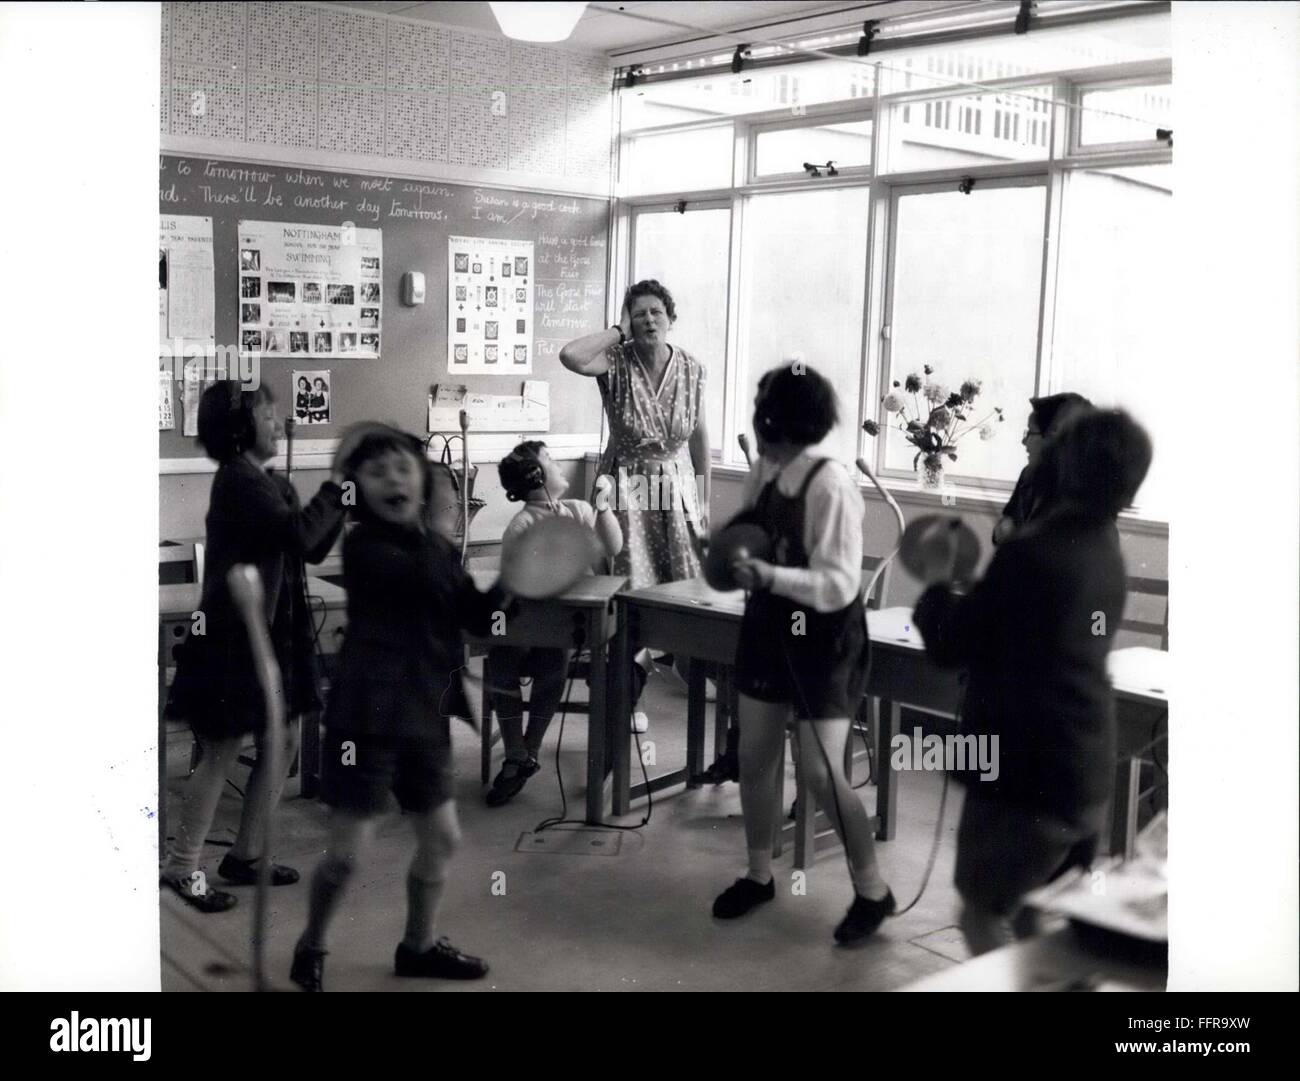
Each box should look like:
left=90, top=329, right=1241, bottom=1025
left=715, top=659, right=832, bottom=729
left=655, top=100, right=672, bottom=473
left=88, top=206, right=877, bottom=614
left=489, top=2, right=588, bottom=43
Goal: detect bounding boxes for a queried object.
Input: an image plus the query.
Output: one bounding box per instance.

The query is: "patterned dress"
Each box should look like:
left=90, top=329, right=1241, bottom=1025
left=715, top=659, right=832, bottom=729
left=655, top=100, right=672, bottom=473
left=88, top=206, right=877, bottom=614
left=596, top=342, right=706, bottom=589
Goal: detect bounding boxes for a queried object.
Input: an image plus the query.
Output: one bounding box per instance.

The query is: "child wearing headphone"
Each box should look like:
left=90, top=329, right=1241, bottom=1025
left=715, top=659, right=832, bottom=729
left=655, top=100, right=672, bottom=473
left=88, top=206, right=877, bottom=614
left=291, top=426, right=508, bottom=990
left=162, top=382, right=348, bottom=913
left=713, top=364, right=896, bottom=944
left=913, top=408, right=1153, bottom=955
left=482, top=441, right=622, bottom=806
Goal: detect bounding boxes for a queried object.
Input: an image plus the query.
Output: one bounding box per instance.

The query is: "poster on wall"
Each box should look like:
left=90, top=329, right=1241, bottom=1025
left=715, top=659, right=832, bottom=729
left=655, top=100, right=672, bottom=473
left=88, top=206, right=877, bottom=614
left=159, top=370, right=175, bottom=431
left=447, top=235, right=533, bottom=374
left=238, top=220, right=382, bottom=360
left=292, top=370, right=332, bottom=426
left=159, top=215, right=215, bottom=350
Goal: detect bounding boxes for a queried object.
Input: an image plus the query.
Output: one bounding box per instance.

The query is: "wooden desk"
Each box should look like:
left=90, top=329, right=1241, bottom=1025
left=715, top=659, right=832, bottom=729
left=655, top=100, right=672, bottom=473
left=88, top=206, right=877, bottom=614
left=901, top=923, right=1166, bottom=992
left=466, top=571, right=628, bottom=826
left=608, top=595, right=1169, bottom=854
left=1106, top=647, right=1169, bottom=858
left=157, top=577, right=348, bottom=849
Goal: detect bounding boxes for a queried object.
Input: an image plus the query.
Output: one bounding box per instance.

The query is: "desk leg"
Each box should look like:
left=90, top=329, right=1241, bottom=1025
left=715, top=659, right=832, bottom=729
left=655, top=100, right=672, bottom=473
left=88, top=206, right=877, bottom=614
left=158, top=627, right=168, bottom=861
left=585, top=614, right=610, bottom=826
left=1111, top=758, right=1140, bottom=860
left=875, top=699, right=900, bottom=841
left=611, top=608, right=632, bottom=818
left=300, top=711, right=320, bottom=799
left=715, top=668, right=731, bottom=758
left=686, top=659, right=706, bottom=787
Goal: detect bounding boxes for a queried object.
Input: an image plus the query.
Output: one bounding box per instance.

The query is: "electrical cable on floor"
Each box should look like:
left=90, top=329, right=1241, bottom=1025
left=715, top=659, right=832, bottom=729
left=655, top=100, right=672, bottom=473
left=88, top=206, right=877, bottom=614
left=534, top=648, right=653, bottom=833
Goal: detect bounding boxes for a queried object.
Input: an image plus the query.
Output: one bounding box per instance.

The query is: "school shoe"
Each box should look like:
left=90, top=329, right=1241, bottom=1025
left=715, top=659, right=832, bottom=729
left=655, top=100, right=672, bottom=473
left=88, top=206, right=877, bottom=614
left=712, top=877, right=775, bottom=920
left=290, top=944, right=327, bottom=992
left=485, top=755, right=540, bottom=807
left=218, top=853, right=300, bottom=886
left=833, top=889, right=897, bottom=945
left=160, top=873, right=237, bottom=914
left=395, top=938, right=489, bottom=980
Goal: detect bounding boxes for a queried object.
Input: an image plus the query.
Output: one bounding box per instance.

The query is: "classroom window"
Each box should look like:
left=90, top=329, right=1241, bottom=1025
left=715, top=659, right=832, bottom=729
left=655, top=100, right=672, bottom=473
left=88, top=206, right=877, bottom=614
left=887, top=84, right=1053, bottom=172
left=737, top=186, right=870, bottom=466
left=631, top=205, right=731, bottom=450
left=880, top=181, right=1047, bottom=485
left=620, top=125, right=733, bottom=196
left=1050, top=163, right=1173, bottom=514
left=1077, top=81, right=1172, bottom=147
left=753, top=119, right=873, bottom=178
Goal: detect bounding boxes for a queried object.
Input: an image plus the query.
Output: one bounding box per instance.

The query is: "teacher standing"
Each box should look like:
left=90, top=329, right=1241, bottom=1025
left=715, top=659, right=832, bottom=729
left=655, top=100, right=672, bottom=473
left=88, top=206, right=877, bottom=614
left=560, top=279, right=710, bottom=589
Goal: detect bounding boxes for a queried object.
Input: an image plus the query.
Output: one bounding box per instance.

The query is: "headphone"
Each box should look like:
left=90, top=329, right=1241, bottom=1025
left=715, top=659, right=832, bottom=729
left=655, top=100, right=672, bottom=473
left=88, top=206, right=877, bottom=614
left=753, top=372, right=781, bottom=443
left=227, top=380, right=258, bottom=455
left=500, top=442, right=548, bottom=503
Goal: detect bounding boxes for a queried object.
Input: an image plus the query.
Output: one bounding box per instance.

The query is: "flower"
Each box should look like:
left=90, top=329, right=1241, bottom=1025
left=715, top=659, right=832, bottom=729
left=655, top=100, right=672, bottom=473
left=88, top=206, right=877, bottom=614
left=928, top=406, right=952, bottom=429
left=923, top=364, right=934, bottom=375
left=862, top=419, right=881, bottom=436
left=923, top=383, right=948, bottom=404
left=960, top=379, right=982, bottom=402
left=945, top=392, right=963, bottom=409
left=904, top=373, right=922, bottom=393
left=882, top=392, right=906, bottom=413
left=978, top=423, right=996, bottom=441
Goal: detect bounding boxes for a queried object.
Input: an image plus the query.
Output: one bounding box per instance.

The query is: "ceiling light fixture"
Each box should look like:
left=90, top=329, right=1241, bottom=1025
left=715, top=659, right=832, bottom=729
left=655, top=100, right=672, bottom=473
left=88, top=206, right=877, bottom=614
left=488, top=2, right=588, bottom=43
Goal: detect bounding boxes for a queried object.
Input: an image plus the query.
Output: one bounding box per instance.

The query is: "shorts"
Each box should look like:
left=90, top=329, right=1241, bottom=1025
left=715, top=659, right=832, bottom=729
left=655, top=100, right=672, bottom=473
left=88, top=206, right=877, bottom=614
left=954, top=789, right=1107, bottom=916
left=320, top=729, right=453, bottom=815
left=733, top=592, right=867, bottom=720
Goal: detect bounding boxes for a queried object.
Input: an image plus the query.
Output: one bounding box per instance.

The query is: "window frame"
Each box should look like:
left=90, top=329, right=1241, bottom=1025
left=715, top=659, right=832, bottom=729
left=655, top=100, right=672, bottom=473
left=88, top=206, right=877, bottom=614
left=611, top=37, right=1174, bottom=517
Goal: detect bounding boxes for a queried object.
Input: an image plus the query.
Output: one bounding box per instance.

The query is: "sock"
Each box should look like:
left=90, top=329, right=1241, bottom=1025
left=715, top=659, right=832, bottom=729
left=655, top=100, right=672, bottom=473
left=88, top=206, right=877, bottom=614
left=403, top=872, right=446, bottom=953
left=850, top=863, right=889, bottom=901
left=301, top=856, right=354, bottom=951
left=746, top=848, right=772, bottom=885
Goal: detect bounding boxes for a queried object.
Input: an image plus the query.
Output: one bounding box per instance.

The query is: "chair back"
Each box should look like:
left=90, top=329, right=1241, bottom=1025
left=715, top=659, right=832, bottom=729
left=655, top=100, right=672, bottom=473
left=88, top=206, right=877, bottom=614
left=1121, top=575, right=1168, bottom=650
left=159, top=541, right=205, bottom=586
left=861, top=554, right=891, bottom=611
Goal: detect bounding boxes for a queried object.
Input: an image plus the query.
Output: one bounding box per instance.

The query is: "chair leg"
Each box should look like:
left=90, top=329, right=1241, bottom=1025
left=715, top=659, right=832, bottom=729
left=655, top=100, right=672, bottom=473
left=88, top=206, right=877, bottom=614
left=771, top=731, right=786, bottom=859
left=480, top=680, right=493, bottom=786
left=793, top=729, right=815, bottom=871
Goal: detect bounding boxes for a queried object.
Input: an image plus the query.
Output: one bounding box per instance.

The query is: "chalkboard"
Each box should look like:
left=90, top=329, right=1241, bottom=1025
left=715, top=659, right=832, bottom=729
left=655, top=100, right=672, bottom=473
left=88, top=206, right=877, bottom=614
left=159, top=155, right=609, bottom=459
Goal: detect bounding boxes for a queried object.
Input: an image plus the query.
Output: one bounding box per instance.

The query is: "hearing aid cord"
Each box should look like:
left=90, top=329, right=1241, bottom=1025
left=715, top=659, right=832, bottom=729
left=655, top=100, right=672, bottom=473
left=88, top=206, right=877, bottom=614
left=534, top=627, right=654, bottom=834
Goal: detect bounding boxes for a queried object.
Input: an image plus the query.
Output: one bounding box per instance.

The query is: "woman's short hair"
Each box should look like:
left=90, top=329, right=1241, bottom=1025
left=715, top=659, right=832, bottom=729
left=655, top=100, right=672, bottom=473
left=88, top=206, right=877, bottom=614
left=196, top=381, right=272, bottom=463
left=1043, top=408, right=1152, bottom=519
left=498, top=440, right=548, bottom=502
left=753, top=363, right=839, bottom=447
left=623, top=279, right=676, bottom=323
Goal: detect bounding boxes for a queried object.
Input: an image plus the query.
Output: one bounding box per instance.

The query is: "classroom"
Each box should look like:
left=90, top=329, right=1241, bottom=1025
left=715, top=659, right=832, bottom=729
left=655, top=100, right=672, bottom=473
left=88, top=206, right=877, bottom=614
left=3, top=1, right=1296, bottom=1013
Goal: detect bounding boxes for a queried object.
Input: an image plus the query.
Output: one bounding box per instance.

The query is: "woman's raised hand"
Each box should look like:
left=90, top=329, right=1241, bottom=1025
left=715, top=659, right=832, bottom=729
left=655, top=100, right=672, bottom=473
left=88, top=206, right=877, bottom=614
left=618, top=302, right=633, bottom=341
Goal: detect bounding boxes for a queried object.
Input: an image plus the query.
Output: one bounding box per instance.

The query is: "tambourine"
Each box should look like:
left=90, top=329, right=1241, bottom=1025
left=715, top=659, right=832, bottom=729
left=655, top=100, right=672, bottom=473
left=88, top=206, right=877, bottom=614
left=498, top=516, right=604, bottom=599
left=898, top=514, right=981, bottom=583
left=703, top=513, right=772, bottom=592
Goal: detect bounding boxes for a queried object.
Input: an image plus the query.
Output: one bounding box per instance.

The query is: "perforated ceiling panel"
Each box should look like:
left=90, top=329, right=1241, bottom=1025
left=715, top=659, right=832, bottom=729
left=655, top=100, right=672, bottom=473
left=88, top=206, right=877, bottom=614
left=509, top=43, right=567, bottom=176
left=448, top=32, right=510, bottom=170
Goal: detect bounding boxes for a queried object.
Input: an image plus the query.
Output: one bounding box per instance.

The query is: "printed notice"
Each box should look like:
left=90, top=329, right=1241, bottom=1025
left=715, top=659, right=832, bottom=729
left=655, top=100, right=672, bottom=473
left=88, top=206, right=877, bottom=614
left=238, top=220, right=382, bottom=360
left=447, top=235, right=533, bottom=374
left=160, top=215, right=215, bottom=348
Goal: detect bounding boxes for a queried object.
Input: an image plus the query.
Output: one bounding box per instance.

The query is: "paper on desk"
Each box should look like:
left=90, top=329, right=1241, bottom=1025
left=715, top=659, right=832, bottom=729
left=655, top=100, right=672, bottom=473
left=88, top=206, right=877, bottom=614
left=1027, top=814, right=1168, bottom=942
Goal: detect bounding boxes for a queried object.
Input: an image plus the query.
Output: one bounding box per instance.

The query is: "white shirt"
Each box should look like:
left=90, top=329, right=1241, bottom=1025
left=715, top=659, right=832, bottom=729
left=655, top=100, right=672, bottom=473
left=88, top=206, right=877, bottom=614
left=739, top=453, right=864, bottom=613
left=501, top=498, right=597, bottom=558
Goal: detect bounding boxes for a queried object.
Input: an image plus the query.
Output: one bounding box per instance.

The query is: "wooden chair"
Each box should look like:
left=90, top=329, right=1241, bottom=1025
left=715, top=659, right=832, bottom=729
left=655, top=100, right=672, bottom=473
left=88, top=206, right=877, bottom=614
left=1114, top=575, right=1169, bottom=855
left=158, top=540, right=205, bottom=586
left=774, top=553, right=893, bottom=869
left=1121, top=575, right=1169, bottom=650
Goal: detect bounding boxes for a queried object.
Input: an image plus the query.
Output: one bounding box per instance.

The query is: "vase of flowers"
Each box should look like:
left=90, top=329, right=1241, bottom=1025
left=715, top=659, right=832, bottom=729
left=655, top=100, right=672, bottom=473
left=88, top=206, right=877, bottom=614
left=862, top=366, right=1004, bottom=491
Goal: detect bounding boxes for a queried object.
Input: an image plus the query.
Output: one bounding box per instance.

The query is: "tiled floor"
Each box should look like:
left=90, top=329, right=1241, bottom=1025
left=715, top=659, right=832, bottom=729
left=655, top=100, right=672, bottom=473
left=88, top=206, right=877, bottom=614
left=161, top=663, right=972, bottom=992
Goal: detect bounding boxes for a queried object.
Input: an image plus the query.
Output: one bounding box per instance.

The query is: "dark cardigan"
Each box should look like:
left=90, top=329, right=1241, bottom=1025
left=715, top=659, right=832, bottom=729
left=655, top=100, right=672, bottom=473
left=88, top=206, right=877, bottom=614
left=912, top=507, right=1128, bottom=823
left=323, top=518, right=505, bottom=743
left=167, top=457, right=345, bottom=738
